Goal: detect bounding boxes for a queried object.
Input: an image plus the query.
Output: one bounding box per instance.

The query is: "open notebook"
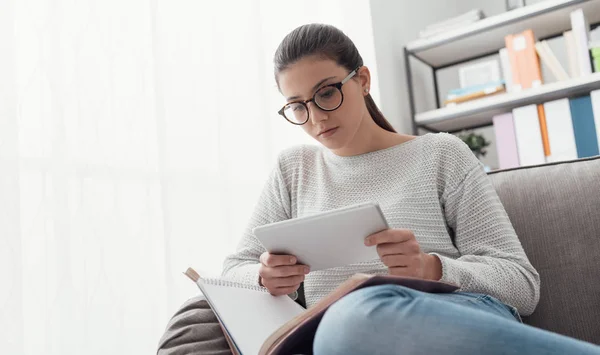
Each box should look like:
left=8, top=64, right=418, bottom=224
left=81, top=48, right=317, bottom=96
left=184, top=268, right=458, bottom=355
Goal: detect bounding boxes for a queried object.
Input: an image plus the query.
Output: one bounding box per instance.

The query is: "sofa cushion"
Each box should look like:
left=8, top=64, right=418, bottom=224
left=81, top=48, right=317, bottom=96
left=488, top=156, right=600, bottom=345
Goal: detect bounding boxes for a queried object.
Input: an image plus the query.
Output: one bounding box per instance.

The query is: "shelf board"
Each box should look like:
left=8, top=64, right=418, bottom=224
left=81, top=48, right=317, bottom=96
left=406, top=0, right=600, bottom=68
left=415, top=72, right=600, bottom=132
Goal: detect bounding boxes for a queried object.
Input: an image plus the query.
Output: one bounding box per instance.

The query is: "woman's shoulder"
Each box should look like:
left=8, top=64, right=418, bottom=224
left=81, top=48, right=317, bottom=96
left=425, top=132, right=485, bottom=191
left=426, top=132, right=471, bottom=153
left=275, top=144, right=322, bottom=172
left=422, top=133, right=477, bottom=164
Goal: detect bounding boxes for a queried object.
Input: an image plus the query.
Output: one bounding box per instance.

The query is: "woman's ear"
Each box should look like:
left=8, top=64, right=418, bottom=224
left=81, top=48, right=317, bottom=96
left=357, top=66, right=371, bottom=96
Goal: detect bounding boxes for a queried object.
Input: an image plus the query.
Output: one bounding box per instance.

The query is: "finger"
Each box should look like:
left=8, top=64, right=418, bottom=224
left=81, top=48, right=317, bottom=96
left=365, top=229, right=414, bottom=246
left=383, top=254, right=422, bottom=268
left=381, top=254, right=412, bottom=268
left=268, top=285, right=300, bottom=297
left=376, top=243, right=404, bottom=257
left=376, top=240, right=420, bottom=257
left=260, top=274, right=302, bottom=290
left=260, top=252, right=297, bottom=267
left=268, top=274, right=305, bottom=288
left=260, top=264, right=309, bottom=279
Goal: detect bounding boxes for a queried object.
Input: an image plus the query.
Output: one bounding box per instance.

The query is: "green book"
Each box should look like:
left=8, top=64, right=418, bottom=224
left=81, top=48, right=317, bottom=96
left=593, top=47, right=600, bottom=72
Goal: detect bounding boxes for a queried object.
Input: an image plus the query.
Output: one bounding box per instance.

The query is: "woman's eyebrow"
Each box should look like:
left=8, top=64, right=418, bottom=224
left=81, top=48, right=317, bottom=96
left=286, top=76, right=337, bottom=101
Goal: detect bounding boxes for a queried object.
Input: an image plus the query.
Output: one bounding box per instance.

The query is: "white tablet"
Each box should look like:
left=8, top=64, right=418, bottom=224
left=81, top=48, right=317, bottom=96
left=252, top=202, right=389, bottom=271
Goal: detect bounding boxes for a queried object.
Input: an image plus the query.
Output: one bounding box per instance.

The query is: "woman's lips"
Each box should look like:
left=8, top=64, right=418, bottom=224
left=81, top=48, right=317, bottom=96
left=318, top=127, right=339, bottom=138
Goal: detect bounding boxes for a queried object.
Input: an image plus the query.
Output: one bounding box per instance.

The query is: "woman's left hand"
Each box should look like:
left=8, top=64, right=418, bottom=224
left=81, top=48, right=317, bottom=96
left=364, top=229, right=442, bottom=281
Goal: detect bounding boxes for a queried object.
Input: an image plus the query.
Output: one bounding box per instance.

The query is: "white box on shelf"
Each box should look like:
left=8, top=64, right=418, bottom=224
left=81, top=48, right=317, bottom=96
left=459, top=60, right=501, bottom=89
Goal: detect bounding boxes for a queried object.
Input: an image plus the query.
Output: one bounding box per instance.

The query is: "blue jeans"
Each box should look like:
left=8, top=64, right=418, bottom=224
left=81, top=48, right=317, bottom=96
left=313, top=284, right=600, bottom=355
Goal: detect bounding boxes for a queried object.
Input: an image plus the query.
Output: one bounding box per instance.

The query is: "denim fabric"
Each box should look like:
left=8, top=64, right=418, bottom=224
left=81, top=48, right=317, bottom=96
left=313, top=284, right=600, bottom=355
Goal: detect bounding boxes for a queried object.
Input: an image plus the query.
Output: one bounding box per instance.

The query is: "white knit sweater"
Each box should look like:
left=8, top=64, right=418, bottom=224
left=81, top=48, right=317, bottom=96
left=221, top=133, right=540, bottom=315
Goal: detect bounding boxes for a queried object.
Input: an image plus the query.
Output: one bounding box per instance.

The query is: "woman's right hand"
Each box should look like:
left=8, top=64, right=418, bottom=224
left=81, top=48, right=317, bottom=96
left=259, top=252, right=310, bottom=296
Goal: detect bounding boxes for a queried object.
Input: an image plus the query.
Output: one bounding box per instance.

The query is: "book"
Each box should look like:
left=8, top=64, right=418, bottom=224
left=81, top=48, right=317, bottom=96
left=592, top=46, right=600, bottom=73
left=505, top=30, right=543, bottom=91
left=564, top=30, right=580, bottom=78
left=512, top=105, right=546, bottom=166
left=590, top=26, right=600, bottom=72
left=447, top=80, right=505, bottom=98
left=505, top=34, right=523, bottom=92
left=535, top=41, right=569, bottom=81
left=492, top=113, right=520, bottom=169
left=570, top=96, right=600, bottom=158
left=537, top=104, right=551, bottom=158
left=184, top=268, right=458, bottom=355
left=570, top=9, right=593, bottom=77
left=444, top=84, right=505, bottom=106
left=592, top=90, right=600, bottom=150
left=499, top=48, right=515, bottom=93
left=543, top=99, right=578, bottom=163
left=521, top=30, right=543, bottom=89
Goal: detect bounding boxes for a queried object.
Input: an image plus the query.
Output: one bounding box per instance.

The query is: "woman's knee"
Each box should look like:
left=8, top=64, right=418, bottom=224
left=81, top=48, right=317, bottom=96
left=313, top=284, right=422, bottom=355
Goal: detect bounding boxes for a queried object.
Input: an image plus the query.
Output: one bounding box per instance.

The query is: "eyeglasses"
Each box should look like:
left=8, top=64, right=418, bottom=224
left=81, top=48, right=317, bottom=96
left=278, top=67, right=360, bottom=125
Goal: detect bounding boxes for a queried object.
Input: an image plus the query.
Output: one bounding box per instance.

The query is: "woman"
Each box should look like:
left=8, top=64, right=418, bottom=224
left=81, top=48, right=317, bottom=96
left=158, top=24, right=600, bottom=355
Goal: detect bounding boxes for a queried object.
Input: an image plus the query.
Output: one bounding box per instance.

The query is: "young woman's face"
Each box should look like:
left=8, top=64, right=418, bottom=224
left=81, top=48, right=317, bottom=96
left=277, top=57, right=370, bottom=151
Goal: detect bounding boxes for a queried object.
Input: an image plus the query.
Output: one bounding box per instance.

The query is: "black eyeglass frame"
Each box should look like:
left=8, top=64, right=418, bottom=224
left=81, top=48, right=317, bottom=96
left=277, top=66, right=362, bottom=125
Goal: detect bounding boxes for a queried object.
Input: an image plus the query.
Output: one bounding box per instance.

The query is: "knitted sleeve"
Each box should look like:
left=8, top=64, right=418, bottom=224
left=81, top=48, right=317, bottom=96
left=432, top=134, right=541, bottom=316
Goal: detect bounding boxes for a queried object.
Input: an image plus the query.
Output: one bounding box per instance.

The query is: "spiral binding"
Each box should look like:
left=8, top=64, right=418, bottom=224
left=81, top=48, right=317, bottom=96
left=201, top=278, right=269, bottom=293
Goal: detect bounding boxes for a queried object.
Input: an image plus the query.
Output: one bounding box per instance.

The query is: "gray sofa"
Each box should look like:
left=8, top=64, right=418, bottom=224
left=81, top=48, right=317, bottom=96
left=158, top=156, right=600, bottom=354
left=488, top=155, right=600, bottom=344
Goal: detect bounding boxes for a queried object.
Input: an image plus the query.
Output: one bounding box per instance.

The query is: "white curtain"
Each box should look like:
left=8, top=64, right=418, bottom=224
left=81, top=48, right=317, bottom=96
left=0, top=0, right=379, bottom=354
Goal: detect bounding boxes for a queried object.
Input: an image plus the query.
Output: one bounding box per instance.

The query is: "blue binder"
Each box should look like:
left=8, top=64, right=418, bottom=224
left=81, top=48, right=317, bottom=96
left=569, top=96, right=600, bottom=158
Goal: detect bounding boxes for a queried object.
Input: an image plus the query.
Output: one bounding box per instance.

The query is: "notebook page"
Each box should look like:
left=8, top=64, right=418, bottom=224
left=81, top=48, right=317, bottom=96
left=198, top=281, right=305, bottom=355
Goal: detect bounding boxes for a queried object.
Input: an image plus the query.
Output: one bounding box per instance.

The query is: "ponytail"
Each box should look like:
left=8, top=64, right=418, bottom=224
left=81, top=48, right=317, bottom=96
left=365, top=94, right=396, bottom=133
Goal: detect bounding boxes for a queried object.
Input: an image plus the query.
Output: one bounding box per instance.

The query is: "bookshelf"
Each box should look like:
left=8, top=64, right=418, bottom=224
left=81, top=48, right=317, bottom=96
left=417, top=72, right=600, bottom=132
left=404, top=0, right=600, bottom=134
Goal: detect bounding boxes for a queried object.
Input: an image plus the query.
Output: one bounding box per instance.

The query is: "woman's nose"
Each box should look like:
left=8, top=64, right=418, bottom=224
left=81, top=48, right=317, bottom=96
left=308, top=102, right=328, bottom=124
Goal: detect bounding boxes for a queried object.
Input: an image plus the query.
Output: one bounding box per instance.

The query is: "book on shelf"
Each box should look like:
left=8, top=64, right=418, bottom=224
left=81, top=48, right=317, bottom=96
left=543, top=99, right=579, bottom=163
left=499, top=48, right=515, bottom=93
left=570, top=8, right=593, bottom=77
left=537, top=104, right=551, bottom=158
left=183, top=268, right=458, bottom=355
left=591, top=46, right=600, bottom=73
left=492, top=113, right=520, bottom=169
left=570, top=95, right=600, bottom=158
left=535, top=41, right=569, bottom=81
left=447, top=80, right=505, bottom=98
left=512, top=105, right=547, bottom=166
left=444, top=82, right=505, bottom=106
left=505, top=29, right=543, bottom=92
left=564, top=30, right=581, bottom=78
left=592, top=90, right=600, bottom=149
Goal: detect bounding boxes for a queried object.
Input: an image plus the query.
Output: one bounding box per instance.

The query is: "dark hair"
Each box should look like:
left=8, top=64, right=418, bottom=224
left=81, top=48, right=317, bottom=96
left=274, top=24, right=396, bottom=133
